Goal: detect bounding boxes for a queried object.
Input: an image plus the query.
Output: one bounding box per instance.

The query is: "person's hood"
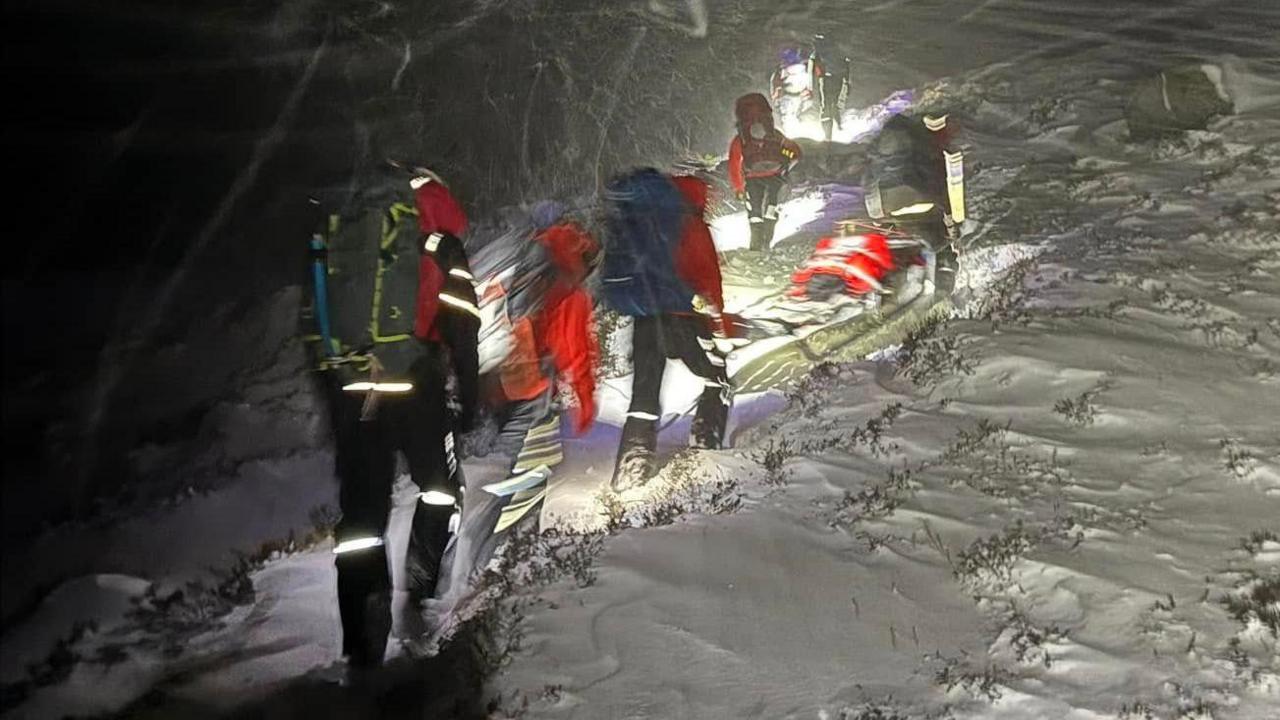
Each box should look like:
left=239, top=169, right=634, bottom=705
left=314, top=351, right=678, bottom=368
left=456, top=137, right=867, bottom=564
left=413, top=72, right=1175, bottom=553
left=538, top=222, right=598, bottom=283
left=530, top=200, right=568, bottom=231
left=671, top=174, right=710, bottom=213
left=413, top=177, right=468, bottom=237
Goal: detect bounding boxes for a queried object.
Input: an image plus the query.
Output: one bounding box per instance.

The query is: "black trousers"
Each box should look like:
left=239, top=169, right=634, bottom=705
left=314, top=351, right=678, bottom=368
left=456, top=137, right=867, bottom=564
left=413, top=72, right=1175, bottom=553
left=818, top=74, right=845, bottom=140
left=746, top=175, right=785, bottom=251
left=616, top=314, right=732, bottom=477
left=329, top=354, right=462, bottom=666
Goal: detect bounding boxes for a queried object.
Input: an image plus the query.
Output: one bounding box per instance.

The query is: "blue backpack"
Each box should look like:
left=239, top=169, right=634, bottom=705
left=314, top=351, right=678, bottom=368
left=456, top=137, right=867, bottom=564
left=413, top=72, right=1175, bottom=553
left=600, top=169, right=693, bottom=317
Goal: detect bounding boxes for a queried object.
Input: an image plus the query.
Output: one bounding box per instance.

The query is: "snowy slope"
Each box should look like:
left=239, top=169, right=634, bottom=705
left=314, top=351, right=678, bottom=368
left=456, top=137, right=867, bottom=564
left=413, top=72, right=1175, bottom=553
left=5, top=1, right=1280, bottom=718
left=490, top=50, right=1280, bottom=719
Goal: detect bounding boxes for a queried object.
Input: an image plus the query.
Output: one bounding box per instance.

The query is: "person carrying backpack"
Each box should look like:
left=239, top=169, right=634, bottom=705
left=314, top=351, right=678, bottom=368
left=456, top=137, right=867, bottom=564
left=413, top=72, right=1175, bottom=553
left=729, top=93, right=803, bottom=252
left=810, top=34, right=852, bottom=142
left=438, top=201, right=600, bottom=596
left=863, top=113, right=966, bottom=294
left=602, top=169, right=733, bottom=492
left=310, top=168, right=479, bottom=671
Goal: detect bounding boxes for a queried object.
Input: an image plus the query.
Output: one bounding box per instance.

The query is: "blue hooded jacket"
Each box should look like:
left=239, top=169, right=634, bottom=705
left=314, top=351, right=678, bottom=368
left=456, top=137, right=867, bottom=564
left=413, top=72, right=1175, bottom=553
left=600, top=169, right=694, bottom=317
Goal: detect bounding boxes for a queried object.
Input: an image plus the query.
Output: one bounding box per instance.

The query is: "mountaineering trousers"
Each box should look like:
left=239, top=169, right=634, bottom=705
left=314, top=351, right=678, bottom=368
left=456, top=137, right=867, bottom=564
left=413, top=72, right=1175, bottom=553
left=746, top=175, right=786, bottom=252
left=330, top=351, right=462, bottom=666
left=818, top=71, right=845, bottom=141
left=899, top=210, right=959, bottom=296
left=438, top=384, right=562, bottom=598
left=613, top=314, right=732, bottom=489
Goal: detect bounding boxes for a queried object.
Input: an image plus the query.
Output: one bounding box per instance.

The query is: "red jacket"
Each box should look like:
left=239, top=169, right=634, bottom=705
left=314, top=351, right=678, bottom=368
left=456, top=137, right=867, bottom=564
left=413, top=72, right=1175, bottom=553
left=412, top=179, right=474, bottom=342
left=670, top=175, right=725, bottom=312
left=414, top=179, right=468, bottom=237
left=502, top=222, right=599, bottom=434
left=411, top=178, right=480, bottom=425
left=728, top=131, right=802, bottom=194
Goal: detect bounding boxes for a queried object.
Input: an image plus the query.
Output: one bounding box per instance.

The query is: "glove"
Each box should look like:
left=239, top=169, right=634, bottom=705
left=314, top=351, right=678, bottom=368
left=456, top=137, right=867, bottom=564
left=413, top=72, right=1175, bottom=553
left=709, top=312, right=737, bottom=356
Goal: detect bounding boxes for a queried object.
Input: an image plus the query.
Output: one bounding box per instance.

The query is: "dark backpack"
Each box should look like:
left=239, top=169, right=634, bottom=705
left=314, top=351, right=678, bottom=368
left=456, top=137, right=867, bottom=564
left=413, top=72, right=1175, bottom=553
left=311, top=200, right=433, bottom=383
left=864, top=115, right=940, bottom=217
left=600, top=169, right=693, bottom=317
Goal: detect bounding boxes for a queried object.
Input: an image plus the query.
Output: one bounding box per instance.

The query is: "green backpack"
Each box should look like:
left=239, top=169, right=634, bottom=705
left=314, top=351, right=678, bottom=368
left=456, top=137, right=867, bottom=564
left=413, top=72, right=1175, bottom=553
left=309, top=201, right=431, bottom=387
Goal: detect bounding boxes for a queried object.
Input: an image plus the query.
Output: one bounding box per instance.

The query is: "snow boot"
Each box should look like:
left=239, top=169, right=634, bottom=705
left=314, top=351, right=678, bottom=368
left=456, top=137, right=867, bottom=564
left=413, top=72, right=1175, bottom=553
left=748, top=221, right=767, bottom=252
left=689, top=384, right=730, bottom=450
left=935, top=246, right=958, bottom=296
left=755, top=218, right=778, bottom=252
left=611, top=445, right=656, bottom=492
left=611, top=418, right=658, bottom=492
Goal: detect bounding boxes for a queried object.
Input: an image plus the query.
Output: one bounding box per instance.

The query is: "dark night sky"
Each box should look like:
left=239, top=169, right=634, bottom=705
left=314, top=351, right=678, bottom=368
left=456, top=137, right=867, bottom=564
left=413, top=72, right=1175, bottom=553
left=2, top=1, right=336, bottom=531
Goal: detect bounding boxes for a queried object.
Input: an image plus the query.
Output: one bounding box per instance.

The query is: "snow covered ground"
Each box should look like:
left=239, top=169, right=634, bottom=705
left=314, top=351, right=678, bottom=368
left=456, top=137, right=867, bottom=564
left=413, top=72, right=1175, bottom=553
left=489, top=51, right=1280, bottom=719
left=4, top=2, right=1280, bottom=719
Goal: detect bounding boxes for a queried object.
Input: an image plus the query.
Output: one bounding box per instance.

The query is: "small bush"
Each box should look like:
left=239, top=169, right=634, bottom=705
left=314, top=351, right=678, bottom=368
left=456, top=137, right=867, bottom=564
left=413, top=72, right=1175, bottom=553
left=1219, top=438, right=1257, bottom=480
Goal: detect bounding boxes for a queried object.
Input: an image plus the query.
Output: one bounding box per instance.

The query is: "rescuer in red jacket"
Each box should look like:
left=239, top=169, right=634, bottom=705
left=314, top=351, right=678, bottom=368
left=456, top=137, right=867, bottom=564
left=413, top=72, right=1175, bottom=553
left=441, top=201, right=600, bottom=594
left=324, top=169, right=479, bottom=672
left=729, top=93, right=802, bottom=252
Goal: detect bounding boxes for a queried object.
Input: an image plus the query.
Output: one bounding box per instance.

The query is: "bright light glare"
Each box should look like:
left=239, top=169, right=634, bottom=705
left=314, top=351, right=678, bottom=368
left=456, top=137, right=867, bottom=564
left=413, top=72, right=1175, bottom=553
left=709, top=193, right=826, bottom=252
left=333, top=536, right=384, bottom=554
left=890, top=202, right=936, bottom=216
left=778, top=114, right=829, bottom=142
left=342, top=382, right=415, bottom=393
left=420, top=490, right=457, bottom=506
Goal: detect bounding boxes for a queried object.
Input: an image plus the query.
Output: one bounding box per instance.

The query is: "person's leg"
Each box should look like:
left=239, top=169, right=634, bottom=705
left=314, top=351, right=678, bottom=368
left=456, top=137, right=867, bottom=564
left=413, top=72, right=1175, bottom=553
left=670, top=315, right=732, bottom=450
left=746, top=178, right=768, bottom=252
left=760, top=176, right=784, bottom=251
left=913, top=211, right=955, bottom=295
left=820, top=76, right=837, bottom=141
left=460, top=386, right=559, bottom=581
left=331, top=389, right=395, bottom=668
left=612, top=315, right=665, bottom=490
left=399, top=358, right=459, bottom=605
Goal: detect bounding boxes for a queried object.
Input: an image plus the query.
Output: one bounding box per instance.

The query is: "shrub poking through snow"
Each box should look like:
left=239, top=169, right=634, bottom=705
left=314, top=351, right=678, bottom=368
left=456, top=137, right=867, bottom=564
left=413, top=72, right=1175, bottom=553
left=448, top=525, right=612, bottom=697
left=929, top=651, right=1008, bottom=701
left=484, top=525, right=606, bottom=593
left=1053, top=381, right=1110, bottom=427
left=752, top=437, right=796, bottom=487
left=831, top=467, right=916, bottom=529
left=1241, top=530, right=1279, bottom=556
left=1218, top=438, right=1257, bottom=480
left=1224, top=574, right=1280, bottom=640
left=601, top=451, right=744, bottom=529
left=934, top=418, right=1072, bottom=501
left=955, top=521, right=1039, bottom=587
left=970, top=256, right=1038, bottom=327
left=831, top=701, right=953, bottom=720
left=998, top=610, right=1066, bottom=669
left=895, top=314, right=978, bottom=387
left=787, top=361, right=848, bottom=418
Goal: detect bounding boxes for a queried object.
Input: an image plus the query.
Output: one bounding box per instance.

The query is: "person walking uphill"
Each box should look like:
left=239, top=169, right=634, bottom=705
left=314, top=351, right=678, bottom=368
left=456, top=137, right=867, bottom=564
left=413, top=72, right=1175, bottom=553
left=438, top=201, right=600, bottom=597
left=729, top=92, right=802, bottom=252
left=601, top=169, right=733, bottom=493
left=311, top=168, right=480, bottom=670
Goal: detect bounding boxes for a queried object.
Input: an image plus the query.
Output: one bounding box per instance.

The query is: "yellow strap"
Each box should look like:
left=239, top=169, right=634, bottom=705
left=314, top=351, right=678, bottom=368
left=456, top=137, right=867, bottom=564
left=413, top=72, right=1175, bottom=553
left=370, top=203, right=420, bottom=341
